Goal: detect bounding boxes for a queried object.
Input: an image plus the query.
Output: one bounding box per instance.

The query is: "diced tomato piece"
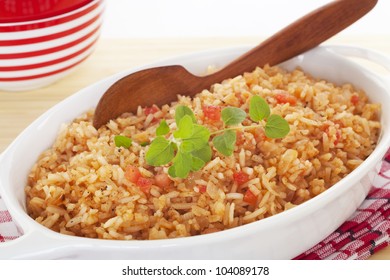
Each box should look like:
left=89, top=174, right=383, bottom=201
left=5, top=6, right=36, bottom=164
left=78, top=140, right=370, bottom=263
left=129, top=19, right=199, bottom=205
left=324, top=126, right=341, bottom=146
left=125, top=166, right=141, bottom=184
left=235, top=130, right=245, bottom=145
left=334, top=130, right=341, bottom=146
left=235, top=92, right=244, bottom=105
left=136, top=177, right=153, bottom=194
left=143, top=105, right=159, bottom=116
left=233, top=171, right=249, bottom=185
left=143, top=105, right=160, bottom=123
left=351, top=95, right=359, bottom=106
left=155, top=173, right=172, bottom=189
left=243, top=189, right=257, bottom=205
left=253, top=127, right=267, bottom=142
left=322, top=123, right=330, bottom=132
left=125, top=165, right=154, bottom=193
left=275, top=92, right=297, bottom=105
left=198, top=185, right=207, bottom=193
left=202, top=105, right=221, bottom=121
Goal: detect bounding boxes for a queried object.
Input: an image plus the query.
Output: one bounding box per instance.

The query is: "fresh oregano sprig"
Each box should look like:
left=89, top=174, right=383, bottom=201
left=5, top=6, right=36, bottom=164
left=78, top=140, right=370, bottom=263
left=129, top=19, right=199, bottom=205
left=211, top=95, right=289, bottom=156
left=249, top=95, right=289, bottom=138
left=114, top=135, right=132, bottom=148
left=144, top=96, right=290, bottom=178
left=145, top=106, right=211, bottom=178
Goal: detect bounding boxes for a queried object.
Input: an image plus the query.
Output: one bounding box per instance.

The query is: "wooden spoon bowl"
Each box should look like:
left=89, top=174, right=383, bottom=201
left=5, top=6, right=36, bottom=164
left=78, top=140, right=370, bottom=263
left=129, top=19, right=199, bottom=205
left=93, top=0, right=377, bottom=128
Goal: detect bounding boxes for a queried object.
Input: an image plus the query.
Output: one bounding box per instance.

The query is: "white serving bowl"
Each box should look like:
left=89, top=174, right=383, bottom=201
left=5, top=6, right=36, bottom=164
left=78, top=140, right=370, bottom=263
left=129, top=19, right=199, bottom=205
left=0, top=45, right=389, bottom=259
left=0, top=0, right=104, bottom=92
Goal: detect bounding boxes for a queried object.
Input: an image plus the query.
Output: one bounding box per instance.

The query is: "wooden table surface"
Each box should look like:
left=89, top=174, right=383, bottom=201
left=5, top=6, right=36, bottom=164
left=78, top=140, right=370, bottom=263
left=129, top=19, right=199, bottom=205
left=1, top=37, right=389, bottom=259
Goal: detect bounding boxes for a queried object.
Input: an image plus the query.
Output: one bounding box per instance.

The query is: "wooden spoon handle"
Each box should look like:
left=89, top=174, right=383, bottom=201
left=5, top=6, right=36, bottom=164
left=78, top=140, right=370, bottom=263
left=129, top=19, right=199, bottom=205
left=205, top=0, right=377, bottom=84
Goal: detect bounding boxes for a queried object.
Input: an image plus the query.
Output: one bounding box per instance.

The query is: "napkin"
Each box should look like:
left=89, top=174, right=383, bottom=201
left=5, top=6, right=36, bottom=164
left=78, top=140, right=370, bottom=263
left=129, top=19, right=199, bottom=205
left=0, top=197, right=21, bottom=243
left=1, top=148, right=390, bottom=259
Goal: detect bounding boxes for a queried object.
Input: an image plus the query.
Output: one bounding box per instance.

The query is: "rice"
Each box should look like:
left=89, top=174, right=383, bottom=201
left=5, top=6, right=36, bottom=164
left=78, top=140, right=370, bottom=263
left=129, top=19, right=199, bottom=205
left=25, top=65, right=381, bottom=240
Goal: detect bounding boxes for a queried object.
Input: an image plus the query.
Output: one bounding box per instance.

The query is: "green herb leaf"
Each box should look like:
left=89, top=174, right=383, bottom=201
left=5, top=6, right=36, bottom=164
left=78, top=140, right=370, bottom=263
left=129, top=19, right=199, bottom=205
left=173, top=115, right=194, bottom=139
left=156, top=120, right=170, bottom=136
left=114, top=135, right=132, bottom=149
left=249, top=95, right=270, bottom=122
left=181, top=141, right=195, bottom=153
left=168, top=165, right=177, bottom=178
left=175, top=105, right=196, bottom=124
left=264, top=114, right=290, bottom=138
left=181, top=124, right=210, bottom=150
left=140, top=141, right=150, bottom=147
left=145, top=136, right=175, bottom=166
left=212, top=129, right=236, bottom=156
left=221, top=107, right=247, bottom=126
left=169, top=151, right=192, bottom=178
left=191, top=156, right=205, bottom=171
left=191, top=145, right=212, bottom=163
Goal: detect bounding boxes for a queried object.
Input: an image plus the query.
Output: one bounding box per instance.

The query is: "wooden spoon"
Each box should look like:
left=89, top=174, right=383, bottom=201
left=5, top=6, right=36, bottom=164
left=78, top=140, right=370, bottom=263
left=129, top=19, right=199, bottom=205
left=93, top=0, right=377, bottom=128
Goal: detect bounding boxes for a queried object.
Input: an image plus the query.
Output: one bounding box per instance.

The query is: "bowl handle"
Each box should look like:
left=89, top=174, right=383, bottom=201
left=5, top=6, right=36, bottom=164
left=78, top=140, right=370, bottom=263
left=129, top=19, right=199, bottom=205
left=325, top=45, right=390, bottom=74
left=0, top=152, right=73, bottom=259
left=0, top=227, right=74, bottom=259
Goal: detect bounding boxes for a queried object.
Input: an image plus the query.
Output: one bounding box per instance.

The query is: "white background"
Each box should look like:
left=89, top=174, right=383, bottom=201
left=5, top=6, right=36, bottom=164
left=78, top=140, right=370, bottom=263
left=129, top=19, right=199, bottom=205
left=100, top=0, right=390, bottom=38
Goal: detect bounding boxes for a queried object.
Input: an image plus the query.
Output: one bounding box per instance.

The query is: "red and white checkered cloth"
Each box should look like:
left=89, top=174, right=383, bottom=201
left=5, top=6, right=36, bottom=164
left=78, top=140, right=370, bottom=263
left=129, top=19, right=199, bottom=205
left=1, top=149, right=390, bottom=259
left=0, top=197, right=21, bottom=243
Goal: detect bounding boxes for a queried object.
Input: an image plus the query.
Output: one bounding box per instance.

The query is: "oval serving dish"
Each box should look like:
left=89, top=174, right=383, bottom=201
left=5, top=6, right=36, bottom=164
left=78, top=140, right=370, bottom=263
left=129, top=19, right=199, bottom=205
left=0, top=45, right=390, bottom=259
